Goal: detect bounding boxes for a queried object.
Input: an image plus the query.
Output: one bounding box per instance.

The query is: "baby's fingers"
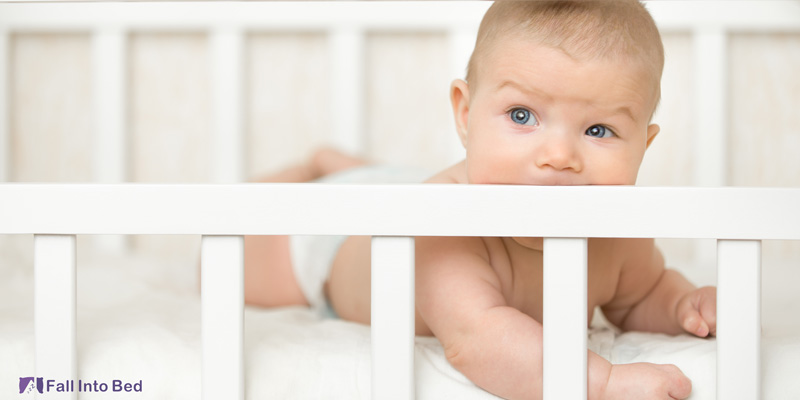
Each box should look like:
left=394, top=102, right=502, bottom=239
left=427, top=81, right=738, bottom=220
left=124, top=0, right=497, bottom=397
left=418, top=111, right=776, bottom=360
left=676, top=296, right=710, bottom=337
left=696, top=286, right=717, bottom=336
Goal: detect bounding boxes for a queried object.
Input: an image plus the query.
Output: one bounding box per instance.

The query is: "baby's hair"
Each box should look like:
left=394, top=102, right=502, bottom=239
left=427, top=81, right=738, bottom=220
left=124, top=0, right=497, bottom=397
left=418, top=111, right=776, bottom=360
left=466, top=0, right=664, bottom=99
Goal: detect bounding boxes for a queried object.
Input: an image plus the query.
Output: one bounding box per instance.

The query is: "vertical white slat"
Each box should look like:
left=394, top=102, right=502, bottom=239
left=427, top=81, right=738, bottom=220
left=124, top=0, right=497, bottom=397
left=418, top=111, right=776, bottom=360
left=201, top=235, right=244, bottom=400
left=34, top=234, right=77, bottom=400
left=717, top=239, right=761, bottom=400
left=92, top=28, right=129, bottom=253
left=543, top=237, right=587, bottom=400
left=211, top=28, right=244, bottom=183
left=93, top=28, right=127, bottom=183
left=329, top=27, right=365, bottom=155
left=371, top=236, right=415, bottom=400
left=692, top=29, right=727, bottom=187
left=0, top=29, right=8, bottom=182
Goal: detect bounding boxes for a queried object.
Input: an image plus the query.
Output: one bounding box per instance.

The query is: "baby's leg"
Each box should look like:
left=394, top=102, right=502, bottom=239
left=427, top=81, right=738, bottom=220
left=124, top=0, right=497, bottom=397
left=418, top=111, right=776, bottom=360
left=244, top=235, right=306, bottom=307
left=244, top=148, right=367, bottom=308
left=253, top=147, right=367, bottom=183
left=326, top=236, right=373, bottom=323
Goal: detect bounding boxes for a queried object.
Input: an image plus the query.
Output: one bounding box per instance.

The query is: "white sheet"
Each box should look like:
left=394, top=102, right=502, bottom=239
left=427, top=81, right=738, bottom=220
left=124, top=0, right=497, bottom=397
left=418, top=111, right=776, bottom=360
left=2, top=249, right=799, bottom=399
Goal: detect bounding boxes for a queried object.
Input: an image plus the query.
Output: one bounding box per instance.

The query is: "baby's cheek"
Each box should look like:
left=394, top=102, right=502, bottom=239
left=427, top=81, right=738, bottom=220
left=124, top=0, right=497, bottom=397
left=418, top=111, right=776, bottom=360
left=597, top=163, right=640, bottom=185
left=469, top=166, right=519, bottom=184
left=591, top=173, right=635, bottom=186
left=466, top=172, right=493, bottom=185
left=465, top=160, right=500, bottom=184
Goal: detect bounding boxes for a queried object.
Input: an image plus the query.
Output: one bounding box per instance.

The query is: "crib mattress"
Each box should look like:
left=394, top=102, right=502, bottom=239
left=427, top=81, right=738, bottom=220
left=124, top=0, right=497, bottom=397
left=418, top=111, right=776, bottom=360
left=1, top=251, right=799, bottom=399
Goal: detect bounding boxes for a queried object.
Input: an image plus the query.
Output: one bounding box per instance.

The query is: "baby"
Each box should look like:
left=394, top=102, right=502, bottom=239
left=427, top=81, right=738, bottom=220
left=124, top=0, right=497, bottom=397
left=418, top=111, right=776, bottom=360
left=243, top=1, right=717, bottom=399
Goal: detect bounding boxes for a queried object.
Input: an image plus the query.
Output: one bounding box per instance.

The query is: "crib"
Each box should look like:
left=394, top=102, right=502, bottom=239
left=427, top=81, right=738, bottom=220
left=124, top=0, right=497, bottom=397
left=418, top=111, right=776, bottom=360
left=2, top=2, right=800, bottom=400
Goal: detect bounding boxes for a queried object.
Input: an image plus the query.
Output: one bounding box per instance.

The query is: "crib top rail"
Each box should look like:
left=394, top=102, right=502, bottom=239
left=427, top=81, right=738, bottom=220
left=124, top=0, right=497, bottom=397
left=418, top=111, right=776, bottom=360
left=1, top=1, right=799, bottom=32
left=0, top=2, right=489, bottom=32
left=1, top=184, right=798, bottom=240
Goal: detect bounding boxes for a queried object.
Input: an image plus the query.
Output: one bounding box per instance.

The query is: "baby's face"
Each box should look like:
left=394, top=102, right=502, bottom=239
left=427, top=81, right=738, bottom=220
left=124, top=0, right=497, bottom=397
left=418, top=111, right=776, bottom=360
left=454, top=38, right=660, bottom=186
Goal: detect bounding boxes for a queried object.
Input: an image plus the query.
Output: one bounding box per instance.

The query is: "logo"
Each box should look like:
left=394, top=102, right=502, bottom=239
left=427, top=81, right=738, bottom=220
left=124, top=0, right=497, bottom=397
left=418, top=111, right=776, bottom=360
left=18, top=377, right=42, bottom=394
left=18, top=377, right=142, bottom=394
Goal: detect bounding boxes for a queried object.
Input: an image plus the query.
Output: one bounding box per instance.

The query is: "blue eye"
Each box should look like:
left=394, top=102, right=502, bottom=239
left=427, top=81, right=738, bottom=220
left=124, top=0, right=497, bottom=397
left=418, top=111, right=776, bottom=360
left=509, top=108, right=538, bottom=126
left=586, top=124, right=613, bottom=138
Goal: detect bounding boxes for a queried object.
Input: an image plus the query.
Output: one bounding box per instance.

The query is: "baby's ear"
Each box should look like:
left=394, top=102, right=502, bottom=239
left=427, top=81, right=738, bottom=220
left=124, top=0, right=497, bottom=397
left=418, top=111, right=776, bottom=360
left=450, top=79, right=470, bottom=148
left=645, top=123, right=660, bottom=150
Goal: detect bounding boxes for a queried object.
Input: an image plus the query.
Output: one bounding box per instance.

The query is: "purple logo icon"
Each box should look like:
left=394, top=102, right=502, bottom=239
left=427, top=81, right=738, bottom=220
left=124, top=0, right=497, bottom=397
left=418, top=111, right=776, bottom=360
left=18, top=377, right=44, bottom=394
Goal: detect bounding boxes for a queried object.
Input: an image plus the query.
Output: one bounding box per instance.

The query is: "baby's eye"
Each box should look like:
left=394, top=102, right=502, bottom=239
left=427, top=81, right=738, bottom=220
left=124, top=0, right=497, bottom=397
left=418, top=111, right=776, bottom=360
left=585, top=124, right=614, bottom=138
left=508, top=108, right=538, bottom=126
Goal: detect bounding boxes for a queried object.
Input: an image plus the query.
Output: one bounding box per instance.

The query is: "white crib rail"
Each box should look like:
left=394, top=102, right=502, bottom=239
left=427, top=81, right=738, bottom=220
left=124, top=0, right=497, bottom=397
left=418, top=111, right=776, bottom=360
left=3, top=184, right=798, bottom=238
left=2, top=184, right=800, bottom=399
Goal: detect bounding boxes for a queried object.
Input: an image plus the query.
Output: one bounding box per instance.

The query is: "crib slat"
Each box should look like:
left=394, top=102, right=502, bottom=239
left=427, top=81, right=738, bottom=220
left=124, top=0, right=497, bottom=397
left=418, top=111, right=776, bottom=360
left=329, top=27, right=365, bottom=155
left=34, top=235, right=77, bottom=400
left=201, top=235, right=244, bottom=400
left=543, top=237, right=587, bottom=400
left=717, top=239, right=761, bottom=400
left=93, top=27, right=126, bottom=183
left=211, top=28, right=244, bottom=183
left=692, top=29, right=727, bottom=187
left=371, top=236, right=415, bottom=400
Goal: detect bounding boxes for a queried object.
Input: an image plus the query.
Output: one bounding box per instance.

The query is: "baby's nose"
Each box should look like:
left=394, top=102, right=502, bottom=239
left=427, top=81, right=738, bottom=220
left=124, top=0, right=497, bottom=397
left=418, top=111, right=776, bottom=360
left=535, top=133, right=582, bottom=172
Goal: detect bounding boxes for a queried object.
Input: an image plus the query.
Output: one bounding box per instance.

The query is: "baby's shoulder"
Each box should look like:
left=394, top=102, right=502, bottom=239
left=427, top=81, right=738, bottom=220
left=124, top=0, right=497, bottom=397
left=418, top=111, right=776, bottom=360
left=415, top=236, right=507, bottom=298
left=587, top=238, right=660, bottom=288
left=416, top=235, right=504, bottom=278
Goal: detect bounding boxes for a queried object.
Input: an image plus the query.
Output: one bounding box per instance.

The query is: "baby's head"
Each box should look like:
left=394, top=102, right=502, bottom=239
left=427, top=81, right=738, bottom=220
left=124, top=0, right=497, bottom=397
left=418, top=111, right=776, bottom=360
left=452, top=0, right=665, bottom=185
left=467, top=0, right=663, bottom=103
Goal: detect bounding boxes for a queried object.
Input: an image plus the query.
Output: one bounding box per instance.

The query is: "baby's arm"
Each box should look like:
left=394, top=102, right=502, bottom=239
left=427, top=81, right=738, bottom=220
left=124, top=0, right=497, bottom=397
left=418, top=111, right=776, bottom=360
left=602, top=239, right=717, bottom=337
left=416, top=237, right=690, bottom=400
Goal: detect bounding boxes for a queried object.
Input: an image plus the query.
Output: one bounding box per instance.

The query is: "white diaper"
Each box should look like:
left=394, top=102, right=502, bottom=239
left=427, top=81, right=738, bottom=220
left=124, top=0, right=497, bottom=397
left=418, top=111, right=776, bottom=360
left=289, top=164, right=433, bottom=317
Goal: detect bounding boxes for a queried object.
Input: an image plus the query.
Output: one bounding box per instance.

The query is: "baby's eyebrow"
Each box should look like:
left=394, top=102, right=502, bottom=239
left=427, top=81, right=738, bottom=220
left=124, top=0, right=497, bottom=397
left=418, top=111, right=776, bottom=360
left=496, top=79, right=553, bottom=102
left=611, top=105, right=636, bottom=122
left=498, top=78, right=639, bottom=122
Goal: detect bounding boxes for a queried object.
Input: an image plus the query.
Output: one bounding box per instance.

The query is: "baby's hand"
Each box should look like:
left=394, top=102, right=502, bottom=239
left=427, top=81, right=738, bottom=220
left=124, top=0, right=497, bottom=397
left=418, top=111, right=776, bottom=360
left=676, top=286, right=717, bottom=337
left=604, top=362, right=692, bottom=400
